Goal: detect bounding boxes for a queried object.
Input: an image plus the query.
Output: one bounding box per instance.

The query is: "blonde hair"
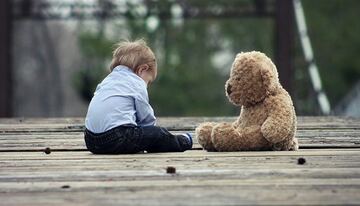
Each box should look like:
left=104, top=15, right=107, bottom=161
left=109, top=39, right=156, bottom=72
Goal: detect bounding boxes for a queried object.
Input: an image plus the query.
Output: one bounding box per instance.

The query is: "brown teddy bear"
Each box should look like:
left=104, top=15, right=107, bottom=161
left=195, top=51, right=298, bottom=151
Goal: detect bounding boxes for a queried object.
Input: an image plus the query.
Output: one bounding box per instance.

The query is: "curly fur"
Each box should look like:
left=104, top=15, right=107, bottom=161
left=196, top=51, right=298, bottom=151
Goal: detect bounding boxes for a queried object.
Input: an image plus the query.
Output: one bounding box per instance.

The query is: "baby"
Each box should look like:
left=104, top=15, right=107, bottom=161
left=84, top=39, right=192, bottom=154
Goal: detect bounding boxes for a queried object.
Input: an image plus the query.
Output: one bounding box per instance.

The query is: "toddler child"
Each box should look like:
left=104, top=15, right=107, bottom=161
left=84, top=39, right=192, bottom=154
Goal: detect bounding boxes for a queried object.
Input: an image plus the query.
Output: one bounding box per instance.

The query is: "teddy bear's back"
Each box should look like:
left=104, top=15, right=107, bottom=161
left=267, top=89, right=297, bottom=150
left=264, top=89, right=297, bottom=150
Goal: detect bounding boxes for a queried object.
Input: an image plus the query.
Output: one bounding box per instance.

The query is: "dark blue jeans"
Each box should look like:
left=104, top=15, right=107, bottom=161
left=84, top=125, right=192, bottom=154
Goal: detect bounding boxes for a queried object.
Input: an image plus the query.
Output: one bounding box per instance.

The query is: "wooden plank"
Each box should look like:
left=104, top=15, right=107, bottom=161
left=0, top=113, right=359, bottom=206
left=1, top=150, right=360, bottom=171
left=1, top=168, right=360, bottom=182
left=0, top=150, right=359, bottom=205
left=1, top=129, right=360, bottom=138
left=2, top=157, right=360, bottom=172
left=0, top=141, right=359, bottom=152
left=1, top=149, right=358, bottom=165
left=0, top=116, right=358, bottom=124
left=0, top=117, right=359, bottom=133
left=0, top=180, right=354, bottom=196
left=0, top=138, right=359, bottom=152
left=1, top=178, right=360, bottom=192
left=0, top=186, right=359, bottom=206
left=0, top=128, right=360, bottom=151
left=1, top=149, right=360, bottom=159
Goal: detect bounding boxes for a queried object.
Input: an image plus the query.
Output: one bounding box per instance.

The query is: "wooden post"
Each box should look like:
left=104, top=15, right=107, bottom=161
left=0, top=0, right=12, bottom=117
left=275, top=0, right=294, bottom=95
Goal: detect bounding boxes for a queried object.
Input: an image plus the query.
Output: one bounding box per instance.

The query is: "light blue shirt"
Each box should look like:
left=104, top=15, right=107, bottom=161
left=85, top=65, right=156, bottom=133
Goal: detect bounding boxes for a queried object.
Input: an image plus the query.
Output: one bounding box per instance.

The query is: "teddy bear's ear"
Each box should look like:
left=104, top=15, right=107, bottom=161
left=260, top=61, right=280, bottom=95
left=235, top=52, right=244, bottom=58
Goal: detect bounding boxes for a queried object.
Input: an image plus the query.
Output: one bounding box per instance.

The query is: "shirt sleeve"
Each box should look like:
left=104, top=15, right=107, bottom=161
left=134, top=88, right=156, bottom=126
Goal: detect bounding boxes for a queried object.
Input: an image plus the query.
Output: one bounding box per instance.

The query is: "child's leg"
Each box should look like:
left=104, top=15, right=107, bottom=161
left=84, top=126, right=141, bottom=154
left=137, top=126, right=192, bottom=153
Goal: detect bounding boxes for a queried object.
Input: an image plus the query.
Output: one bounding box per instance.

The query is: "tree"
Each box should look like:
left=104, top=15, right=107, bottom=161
left=73, top=0, right=360, bottom=116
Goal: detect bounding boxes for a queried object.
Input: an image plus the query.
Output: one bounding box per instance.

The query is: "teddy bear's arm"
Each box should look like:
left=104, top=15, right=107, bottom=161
left=261, top=95, right=294, bottom=144
left=195, top=122, right=218, bottom=151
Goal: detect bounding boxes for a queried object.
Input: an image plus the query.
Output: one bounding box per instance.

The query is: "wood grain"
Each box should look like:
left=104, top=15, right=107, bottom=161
left=0, top=116, right=359, bottom=205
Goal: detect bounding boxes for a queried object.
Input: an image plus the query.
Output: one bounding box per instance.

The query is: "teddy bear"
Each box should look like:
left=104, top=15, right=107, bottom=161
left=195, top=51, right=298, bottom=151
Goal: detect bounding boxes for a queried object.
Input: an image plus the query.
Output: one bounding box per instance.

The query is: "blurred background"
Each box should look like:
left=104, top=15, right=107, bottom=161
left=0, top=0, right=359, bottom=118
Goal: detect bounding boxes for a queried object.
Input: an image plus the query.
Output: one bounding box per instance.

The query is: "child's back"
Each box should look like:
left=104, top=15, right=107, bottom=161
left=85, top=65, right=155, bottom=133
left=84, top=39, right=192, bottom=154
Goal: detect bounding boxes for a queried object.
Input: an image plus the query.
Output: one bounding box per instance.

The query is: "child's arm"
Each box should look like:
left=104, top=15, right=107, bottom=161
left=134, top=94, right=156, bottom=126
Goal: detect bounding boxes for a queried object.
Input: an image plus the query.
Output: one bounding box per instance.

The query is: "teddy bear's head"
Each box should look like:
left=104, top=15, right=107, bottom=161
left=225, top=51, right=281, bottom=106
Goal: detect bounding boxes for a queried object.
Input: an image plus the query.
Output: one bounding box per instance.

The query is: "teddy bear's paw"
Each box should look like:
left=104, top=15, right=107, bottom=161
left=261, top=121, right=288, bottom=144
left=289, top=138, right=299, bottom=151
left=272, top=137, right=299, bottom=151
left=211, top=123, right=242, bottom=152
left=195, top=122, right=217, bottom=151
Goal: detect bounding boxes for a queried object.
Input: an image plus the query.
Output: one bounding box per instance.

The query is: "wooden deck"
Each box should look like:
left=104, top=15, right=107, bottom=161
left=0, top=116, right=360, bottom=205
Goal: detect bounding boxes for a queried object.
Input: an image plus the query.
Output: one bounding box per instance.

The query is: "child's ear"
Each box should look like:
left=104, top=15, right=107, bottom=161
left=136, top=64, right=149, bottom=75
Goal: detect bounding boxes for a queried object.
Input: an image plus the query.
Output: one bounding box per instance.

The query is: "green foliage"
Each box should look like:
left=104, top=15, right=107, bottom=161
left=296, top=0, right=360, bottom=113
left=72, top=65, right=107, bottom=102
left=73, top=0, right=360, bottom=115
left=78, top=33, right=114, bottom=59
left=73, top=33, right=111, bottom=102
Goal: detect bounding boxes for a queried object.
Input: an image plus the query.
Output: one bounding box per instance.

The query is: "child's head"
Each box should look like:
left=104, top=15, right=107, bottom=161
left=110, top=39, right=157, bottom=86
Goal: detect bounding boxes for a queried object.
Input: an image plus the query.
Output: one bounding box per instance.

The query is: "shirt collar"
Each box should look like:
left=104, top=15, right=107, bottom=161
left=113, top=65, right=147, bottom=87
left=113, top=65, right=133, bottom=73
